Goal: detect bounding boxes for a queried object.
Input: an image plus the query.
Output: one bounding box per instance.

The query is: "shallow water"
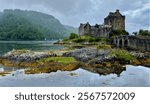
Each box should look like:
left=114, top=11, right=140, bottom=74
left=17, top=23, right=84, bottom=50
left=0, top=65, right=149, bottom=87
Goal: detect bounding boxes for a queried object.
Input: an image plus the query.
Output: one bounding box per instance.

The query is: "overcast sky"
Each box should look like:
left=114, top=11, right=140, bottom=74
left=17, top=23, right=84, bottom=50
left=0, top=0, right=149, bottom=33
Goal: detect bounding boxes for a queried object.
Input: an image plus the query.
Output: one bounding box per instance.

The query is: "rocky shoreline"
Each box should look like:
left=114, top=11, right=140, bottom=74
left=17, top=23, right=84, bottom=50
left=0, top=49, right=80, bottom=75
left=0, top=43, right=150, bottom=76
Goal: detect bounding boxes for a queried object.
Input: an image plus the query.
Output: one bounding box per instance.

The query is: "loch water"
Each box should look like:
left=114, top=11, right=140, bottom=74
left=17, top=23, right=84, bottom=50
left=0, top=41, right=63, bottom=55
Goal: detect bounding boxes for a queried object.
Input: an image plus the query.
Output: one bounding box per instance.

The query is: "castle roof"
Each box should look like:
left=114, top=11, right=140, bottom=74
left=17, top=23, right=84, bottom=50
left=105, top=9, right=125, bottom=19
left=80, top=22, right=91, bottom=28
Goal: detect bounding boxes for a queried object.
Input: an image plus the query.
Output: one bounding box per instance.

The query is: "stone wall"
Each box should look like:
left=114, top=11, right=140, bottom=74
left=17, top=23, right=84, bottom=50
left=104, top=9, right=125, bottom=30
left=79, top=23, right=111, bottom=38
left=79, top=23, right=91, bottom=36
left=112, top=36, right=150, bottom=51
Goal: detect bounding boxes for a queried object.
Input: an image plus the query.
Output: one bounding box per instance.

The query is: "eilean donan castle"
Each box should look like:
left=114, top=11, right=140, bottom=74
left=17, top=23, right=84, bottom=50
left=79, top=9, right=125, bottom=38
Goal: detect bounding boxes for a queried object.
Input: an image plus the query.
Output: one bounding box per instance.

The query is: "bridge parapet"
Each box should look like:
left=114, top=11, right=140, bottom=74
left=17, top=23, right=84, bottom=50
left=112, top=35, right=150, bottom=51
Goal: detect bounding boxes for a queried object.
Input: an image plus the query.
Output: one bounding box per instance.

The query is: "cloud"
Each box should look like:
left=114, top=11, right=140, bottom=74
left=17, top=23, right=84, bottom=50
left=0, top=0, right=149, bottom=33
left=123, top=3, right=150, bottom=32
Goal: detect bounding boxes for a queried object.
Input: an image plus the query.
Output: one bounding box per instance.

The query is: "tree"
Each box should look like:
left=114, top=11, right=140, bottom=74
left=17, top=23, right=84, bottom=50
left=0, top=9, right=72, bottom=40
left=109, top=30, right=129, bottom=37
left=132, top=32, right=137, bottom=35
left=69, top=33, right=79, bottom=39
left=138, top=29, right=150, bottom=36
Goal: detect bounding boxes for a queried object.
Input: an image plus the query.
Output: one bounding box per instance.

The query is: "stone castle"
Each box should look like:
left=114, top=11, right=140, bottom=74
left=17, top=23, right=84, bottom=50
left=79, top=9, right=125, bottom=37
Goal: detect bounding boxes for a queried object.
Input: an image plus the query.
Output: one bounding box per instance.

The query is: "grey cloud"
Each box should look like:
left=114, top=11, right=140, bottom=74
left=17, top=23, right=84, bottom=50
left=124, top=3, right=150, bottom=32
left=0, top=0, right=149, bottom=33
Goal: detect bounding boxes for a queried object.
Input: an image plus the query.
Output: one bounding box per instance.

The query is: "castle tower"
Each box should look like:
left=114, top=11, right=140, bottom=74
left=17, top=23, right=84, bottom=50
left=79, top=22, right=91, bottom=36
left=104, top=9, right=125, bottom=30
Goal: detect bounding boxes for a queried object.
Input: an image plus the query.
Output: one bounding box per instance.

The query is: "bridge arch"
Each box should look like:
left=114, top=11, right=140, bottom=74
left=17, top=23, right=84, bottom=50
left=124, top=39, right=128, bottom=47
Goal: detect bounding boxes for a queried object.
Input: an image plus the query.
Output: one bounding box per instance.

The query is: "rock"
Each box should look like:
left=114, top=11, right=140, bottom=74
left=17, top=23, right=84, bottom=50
left=25, top=62, right=80, bottom=74
left=63, top=47, right=111, bottom=63
left=131, top=52, right=145, bottom=58
left=2, top=50, right=57, bottom=62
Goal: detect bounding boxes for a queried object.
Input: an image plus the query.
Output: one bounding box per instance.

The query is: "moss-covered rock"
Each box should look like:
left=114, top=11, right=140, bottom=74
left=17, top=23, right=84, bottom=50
left=131, top=59, right=141, bottom=65
left=97, top=44, right=112, bottom=49
left=0, top=54, right=80, bottom=75
left=25, top=62, right=80, bottom=74
left=111, top=49, right=135, bottom=63
left=39, top=57, right=77, bottom=64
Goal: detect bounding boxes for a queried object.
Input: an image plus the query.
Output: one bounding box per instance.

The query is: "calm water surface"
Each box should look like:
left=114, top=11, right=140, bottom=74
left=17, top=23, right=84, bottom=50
left=0, top=41, right=63, bottom=55
left=0, top=65, right=149, bottom=87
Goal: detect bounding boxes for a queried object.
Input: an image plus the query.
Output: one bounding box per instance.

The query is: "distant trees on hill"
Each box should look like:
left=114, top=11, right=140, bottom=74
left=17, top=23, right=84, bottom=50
left=0, top=9, right=76, bottom=40
left=133, top=29, right=150, bottom=36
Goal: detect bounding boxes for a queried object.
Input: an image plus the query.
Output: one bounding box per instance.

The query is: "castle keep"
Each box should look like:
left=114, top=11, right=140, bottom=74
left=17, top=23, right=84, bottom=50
left=79, top=9, right=125, bottom=37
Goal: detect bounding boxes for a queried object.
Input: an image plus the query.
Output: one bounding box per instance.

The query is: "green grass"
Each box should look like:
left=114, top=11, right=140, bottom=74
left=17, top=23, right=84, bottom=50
left=111, top=49, right=135, bottom=62
left=97, top=44, right=112, bottom=49
left=72, top=36, right=109, bottom=43
left=40, top=57, right=77, bottom=64
left=63, top=38, right=70, bottom=42
left=65, top=33, right=109, bottom=43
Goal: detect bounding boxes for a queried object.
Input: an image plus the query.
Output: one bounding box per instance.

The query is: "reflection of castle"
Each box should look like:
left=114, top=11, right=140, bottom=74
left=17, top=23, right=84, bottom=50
left=79, top=9, right=125, bottom=38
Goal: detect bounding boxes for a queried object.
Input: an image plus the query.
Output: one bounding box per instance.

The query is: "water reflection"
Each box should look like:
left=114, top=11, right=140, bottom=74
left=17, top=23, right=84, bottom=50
left=82, top=66, right=126, bottom=77
left=0, top=65, right=149, bottom=87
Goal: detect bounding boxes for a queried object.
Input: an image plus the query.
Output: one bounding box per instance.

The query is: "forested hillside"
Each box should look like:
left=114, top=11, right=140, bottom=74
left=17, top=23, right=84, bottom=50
left=0, top=9, right=75, bottom=40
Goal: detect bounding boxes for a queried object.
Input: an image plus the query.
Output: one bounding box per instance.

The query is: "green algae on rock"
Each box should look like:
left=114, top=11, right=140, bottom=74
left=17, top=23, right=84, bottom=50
left=39, top=57, right=77, bottom=64
left=25, top=62, right=80, bottom=74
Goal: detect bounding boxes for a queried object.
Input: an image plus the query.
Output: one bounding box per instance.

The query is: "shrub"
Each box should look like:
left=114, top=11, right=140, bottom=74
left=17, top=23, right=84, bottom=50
left=69, top=33, right=79, bottom=39
left=95, top=38, right=109, bottom=42
left=88, top=37, right=95, bottom=42
left=109, top=30, right=129, bottom=37
left=63, top=38, right=70, bottom=42
left=73, top=38, right=86, bottom=42
left=73, top=36, right=93, bottom=43
left=72, top=36, right=109, bottom=43
left=138, top=29, right=150, bottom=36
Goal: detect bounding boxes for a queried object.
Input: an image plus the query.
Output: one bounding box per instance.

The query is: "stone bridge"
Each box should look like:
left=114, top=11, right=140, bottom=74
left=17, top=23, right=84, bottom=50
left=112, top=35, right=150, bottom=51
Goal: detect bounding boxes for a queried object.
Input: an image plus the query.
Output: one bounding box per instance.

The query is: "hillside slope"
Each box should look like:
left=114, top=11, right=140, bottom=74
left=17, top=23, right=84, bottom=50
left=0, top=9, right=74, bottom=40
